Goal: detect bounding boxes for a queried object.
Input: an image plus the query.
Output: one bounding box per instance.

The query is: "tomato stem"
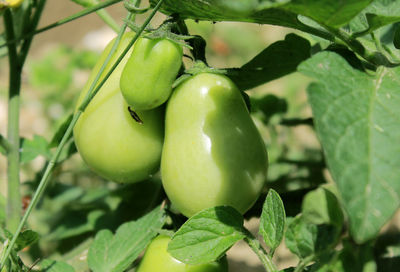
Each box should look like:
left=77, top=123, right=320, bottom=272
left=244, top=230, right=278, bottom=272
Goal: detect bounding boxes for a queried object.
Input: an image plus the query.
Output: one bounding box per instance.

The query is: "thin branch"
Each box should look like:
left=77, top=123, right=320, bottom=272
left=243, top=229, right=278, bottom=272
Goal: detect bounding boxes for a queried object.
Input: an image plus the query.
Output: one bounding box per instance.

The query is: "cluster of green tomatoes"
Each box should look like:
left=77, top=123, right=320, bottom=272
left=73, top=32, right=268, bottom=271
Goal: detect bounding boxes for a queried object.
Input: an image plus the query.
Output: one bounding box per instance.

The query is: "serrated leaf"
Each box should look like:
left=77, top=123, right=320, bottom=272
left=285, top=215, right=338, bottom=259
left=259, top=189, right=286, bottom=255
left=20, top=135, right=51, bottom=163
left=227, top=33, right=310, bottom=91
left=302, top=187, right=343, bottom=228
left=40, top=259, right=75, bottom=272
left=87, top=205, right=165, bottom=272
left=299, top=51, right=400, bottom=243
left=285, top=216, right=315, bottom=259
left=168, top=206, right=245, bottom=265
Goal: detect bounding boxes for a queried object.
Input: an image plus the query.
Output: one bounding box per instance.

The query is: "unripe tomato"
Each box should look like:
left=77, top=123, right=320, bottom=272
left=119, top=37, right=183, bottom=110
left=137, top=235, right=228, bottom=272
left=161, top=73, right=268, bottom=217
left=73, top=33, right=164, bottom=183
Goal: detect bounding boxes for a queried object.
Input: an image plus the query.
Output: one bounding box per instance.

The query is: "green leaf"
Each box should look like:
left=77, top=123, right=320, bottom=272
left=350, top=0, right=400, bottom=36
left=46, top=210, right=105, bottom=241
left=168, top=206, right=246, bottom=265
left=151, top=0, right=370, bottom=31
left=0, top=134, right=7, bottom=155
left=87, top=205, right=165, bottom=272
left=20, top=135, right=51, bottom=163
left=301, top=187, right=343, bottom=228
left=285, top=215, right=338, bottom=259
left=377, top=243, right=400, bottom=271
left=299, top=51, right=400, bottom=243
left=285, top=216, right=315, bottom=259
left=283, top=0, right=373, bottom=28
left=0, top=229, right=39, bottom=252
left=394, top=25, right=400, bottom=49
left=336, top=240, right=377, bottom=272
left=40, top=259, right=75, bottom=272
left=227, top=33, right=311, bottom=91
left=14, top=230, right=40, bottom=251
left=250, top=94, right=288, bottom=123
left=259, top=189, right=286, bottom=255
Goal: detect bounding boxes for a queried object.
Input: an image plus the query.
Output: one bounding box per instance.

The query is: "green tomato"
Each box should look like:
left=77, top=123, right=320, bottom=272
left=119, top=37, right=183, bottom=110
left=161, top=73, right=268, bottom=217
left=73, top=32, right=164, bottom=183
left=137, top=235, right=228, bottom=272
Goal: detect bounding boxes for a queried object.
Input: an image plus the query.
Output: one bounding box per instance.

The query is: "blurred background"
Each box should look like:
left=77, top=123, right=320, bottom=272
left=0, top=0, right=321, bottom=271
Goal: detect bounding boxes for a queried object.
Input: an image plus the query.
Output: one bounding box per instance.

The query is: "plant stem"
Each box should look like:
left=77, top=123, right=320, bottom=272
left=244, top=230, right=278, bottom=272
left=19, top=0, right=47, bottom=66
left=96, top=9, right=120, bottom=32
left=0, top=0, right=123, bottom=49
left=324, top=26, right=398, bottom=67
left=294, top=255, right=314, bottom=272
left=0, top=0, right=164, bottom=268
left=3, top=9, right=22, bottom=234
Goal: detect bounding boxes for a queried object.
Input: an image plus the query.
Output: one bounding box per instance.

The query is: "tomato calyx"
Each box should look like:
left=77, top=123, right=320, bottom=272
left=125, top=20, right=193, bottom=49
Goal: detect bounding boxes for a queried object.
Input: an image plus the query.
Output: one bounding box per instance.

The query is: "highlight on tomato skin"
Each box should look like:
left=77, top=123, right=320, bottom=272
left=136, top=235, right=228, bottom=272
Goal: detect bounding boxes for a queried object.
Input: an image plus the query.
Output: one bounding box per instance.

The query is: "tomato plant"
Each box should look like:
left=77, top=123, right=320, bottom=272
left=1, top=0, right=400, bottom=272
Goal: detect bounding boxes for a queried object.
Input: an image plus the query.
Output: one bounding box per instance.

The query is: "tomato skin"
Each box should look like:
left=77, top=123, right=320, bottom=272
left=119, top=37, right=183, bottom=110
left=136, top=235, right=228, bottom=272
left=161, top=73, right=268, bottom=217
left=73, top=33, right=164, bottom=183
